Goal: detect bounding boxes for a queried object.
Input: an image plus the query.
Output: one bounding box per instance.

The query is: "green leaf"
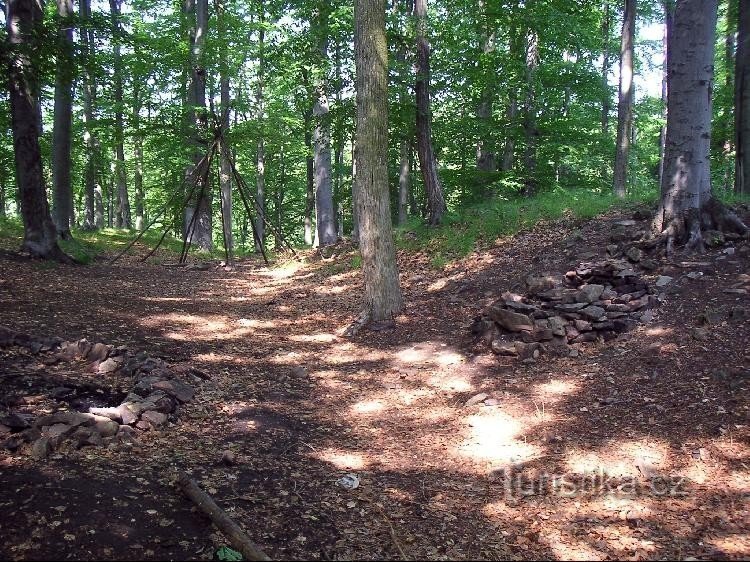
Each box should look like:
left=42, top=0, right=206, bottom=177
left=216, top=546, right=243, bottom=561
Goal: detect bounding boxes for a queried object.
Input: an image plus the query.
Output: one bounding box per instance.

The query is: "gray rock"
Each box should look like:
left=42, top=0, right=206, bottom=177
left=70, top=427, right=102, bottom=447
left=554, top=303, right=587, bottom=312
left=548, top=316, right=567, bottom=336
left=86, top=342, right=111, bottom=362
left=33, top=411, right=90, bottom=429
left=488, top=307, right=533, bottom=332
left=139, top=391, right=175, bottom=414
left=31, top=437, right=52, bottom=459
left=88, top=406, right=122, bottom=422
left=625, top=247, right=644, bottom=263
left=118, top=403, right=142, bottom=425
left=92, top=417, right=120, bottom=438
left=140, top=410, right=168, bottom=427
left=491, top=340, right=518, bottom=356
left=640, top=258, right=659, bottom=271
left=606, top=244, right=620, bottom=256
left=152, top=379, right=195, bottom=403
left=576, top=284, right=605, bottom=304
left=465, top=393, right=489, bottom=407
left=574, top=319, right=592, bottom=332
left=579, top=306, right=606, bottom=321
left=655, top=275, right=673, bottom=287
left=97, top=357, right=123, bottom=374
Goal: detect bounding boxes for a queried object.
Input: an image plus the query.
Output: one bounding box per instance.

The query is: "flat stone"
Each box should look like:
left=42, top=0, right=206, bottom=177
left=571, top=332, right=598, bottom=344
left=576, top=284, right=605, bottom=304
left=152, top=379, right=195, bottom=403
left=723, top=288, right=748, bottom=295
left=655, top=275, right=673, bottom=287
left=86, top=342, right=111, bottom=362
left=534, top=328, right=554, bottom=341
left=505, top=300, right=536, bottom=312
left=93, top=417, right=120, bottom=438
left=640, top=258, right=659, bottom=271
left=613, top=318, right=638, bottom=333
left=574, top=319, right=592, bottom=332
left=579, top=306, right=606, bottom=321
left=140, top=410, right=168, bottom=427
left=34, top=411, right=90, bottom=429
left=488, top=307, right=533, bottom=332
left=625, top=246, right=643, bottom=263
left=0, top=413, right=31, bottom=430
left=491, top=340, right=518, bottom=356
left=70, top=427, right=102, bottom=448
left=554, top=303, right=588, bottom=312
left=88, top=406, right=122, bottom=422
left=139, top=391, right=175, bottom=414
left=135, top=420, right=153, bottom=431
left=118, top=403, right=142, bottom=425
left=97, top=357, right=123, bottom=374
left=465, top=393, right=489, bottom=407
left=31, top=437, right=52, bottom=460
left=548, top=316, right=567, bottom=336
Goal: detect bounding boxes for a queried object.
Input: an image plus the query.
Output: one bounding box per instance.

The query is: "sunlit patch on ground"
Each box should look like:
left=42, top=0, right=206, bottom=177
left=565, top=440, right=670, bottom=478
left=351, top=399, right=387, bottom=415
left=313, top=448, right=369, bottom=470
left=289, top=333, right=338, bottom=343
left=533, top=378, right=579, bottom=403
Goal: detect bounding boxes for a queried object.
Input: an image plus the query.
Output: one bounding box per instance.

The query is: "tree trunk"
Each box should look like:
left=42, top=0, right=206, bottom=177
left=255, top=10, right=266, bottom=254
left=313, top=1, right=338, bottom=246
left=601, top=1, right=611, bottom=136
left=654, top=0, right=747, bottom=252
left=109, top=0, right=130, bottom=229
left=475, top=0, right=496, bottom=174
left=184, top=0, right=212, bottom=251
left=354, top=0, right=403, bottom=322
left=133, top=85, right=145, bottom=231
left=52, top=0, right=75, bottom=240
left=415, top=0, right=446, bottom=225
left=304, top=107, right=315, bottom=246
left=217, top=0, right=234, bottom=262
left=398, top=138, right=411, bottom=226
left=658, top=5, right=670, bottom=190
left=80, top=0, right=98, bottom=230
left=522, top=28, right=539, bottom=197
left=7, top=0, right=71, bottom=261
left=736, top=0, right=750, bottom=195
left=275, top=141, right=286, bottom=250
left=613, top=0, right=636, bottom=198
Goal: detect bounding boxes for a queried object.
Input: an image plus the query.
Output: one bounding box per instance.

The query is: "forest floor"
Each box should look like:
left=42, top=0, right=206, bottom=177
left=1, top=207, right=749, bottom=561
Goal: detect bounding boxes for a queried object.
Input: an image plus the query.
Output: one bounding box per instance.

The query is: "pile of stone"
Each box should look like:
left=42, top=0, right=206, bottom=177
left=471, top=259, right=670, bottom=361
left=0, top=326, right=207, bottom=458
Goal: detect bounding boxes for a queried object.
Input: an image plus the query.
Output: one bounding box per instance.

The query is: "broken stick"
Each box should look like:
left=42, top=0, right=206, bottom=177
left=177, top=472, right=271, bottom=561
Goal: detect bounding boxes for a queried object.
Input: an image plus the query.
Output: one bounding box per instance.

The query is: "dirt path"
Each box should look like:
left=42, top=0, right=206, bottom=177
left=1, top=210, right=749, bottom=560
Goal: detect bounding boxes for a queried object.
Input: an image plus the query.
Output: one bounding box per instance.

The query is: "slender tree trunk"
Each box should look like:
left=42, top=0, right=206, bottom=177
left=255, top=9, right=266, bottom=253
left=109, top=0, right=130, bottom=228
left=476, top=0, right=496, bottom=174
left=613, top=0, right=636, bottom=198
left=522, top=28, right=539, bottom=197
left=601, top=1, right=611, bottom=136
left=132, top=83, right=145, bottom=231
left=7, top=0, right=70, bottom=261
left=52, top=0, right=75, bottom=239
left=502, top=96, right=517, bottom=172
left=334, top=39, right=344, bottom=236
left=736, top=0, right=750, bottom=195
left=217, top=0, right=233, bottom=262
left=658, top=6, right=670, bottom=190
left=80, top=0, right=98, bottom=230
left=354, top=0, right=402, bottom=322
left=398, top=138, right=411, bottom=226
left=0, top=178, right=5, bottom=218
left=304, top=107, right=315, bottom=245
left=313, top=1, right=338, bottom=246
left=655, top=0, right=746, bottom=251
left=351, top=133, right=360, bottom=241
left=275, top=141, right=286, bottom=250
left=414, top=0, right=446, bottom=225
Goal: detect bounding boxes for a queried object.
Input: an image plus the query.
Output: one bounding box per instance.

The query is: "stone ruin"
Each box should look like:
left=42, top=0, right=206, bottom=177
left=471, top=259, right=672, bottom=361
left=0, top=327, right=207, bottom=459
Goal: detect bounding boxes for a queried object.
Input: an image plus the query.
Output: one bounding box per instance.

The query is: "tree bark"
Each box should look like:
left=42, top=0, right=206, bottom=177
left=736, top=0, right=750, bottom=195
left=52, top=0, right=75, bottom=239
left=7, top=0, right=71, bottom=261
left=398, top=138, right=411, bottom=226
left=217, top=0, right=234, bottom=261
left=613, top=0, right=636, bottom=198
left=255, top=8, right=266, bottom=253
left=304, top=106, right=315, bottom=246
left=80, top=0, right=98, bottom=230
left=354, top=0, right=403, bottom=322
left=313, top=1, right=338, bottom=246
left=133, top=84, right=145, bottom=232
left=654, top=0, right=747, bottom=252
left=475, top=0, right=496, bottom=174
left=522, top=28, right=539, bottom=197
left=109, top=0, right=131, bottom=228
left=414, top=0, right=446, bottom=225
left=601, top=1, right=611, bottom=136
left=658, top=4, right=670, bottom=191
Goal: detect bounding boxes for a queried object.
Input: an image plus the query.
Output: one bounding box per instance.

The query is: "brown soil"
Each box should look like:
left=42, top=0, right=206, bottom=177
left=1, top=209, right=749, bottom=561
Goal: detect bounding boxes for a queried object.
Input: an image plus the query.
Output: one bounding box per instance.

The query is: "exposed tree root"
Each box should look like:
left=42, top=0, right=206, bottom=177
left=649, top=199, right=748, bottom=257
left=341, top=310, right=371, bottom=338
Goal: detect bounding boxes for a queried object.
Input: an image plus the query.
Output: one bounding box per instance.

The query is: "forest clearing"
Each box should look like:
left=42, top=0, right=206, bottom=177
left=1, top=206, right=750, bottom=560
left=2, top=0, right=750, bottom=559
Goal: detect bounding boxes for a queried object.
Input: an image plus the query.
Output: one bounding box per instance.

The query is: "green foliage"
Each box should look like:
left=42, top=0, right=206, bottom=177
left=216, top=546, right=243, bottom=561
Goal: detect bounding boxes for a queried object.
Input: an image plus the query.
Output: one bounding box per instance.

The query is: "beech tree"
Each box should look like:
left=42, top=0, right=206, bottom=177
left=737, top=0, right=749, bottom=195
left=51, top=0, right=75, bottom=239
left=7, top=0, right=71, bottom=262
left=354, top=0, right=402, bottom=322
left=613, top=0, right=635, bottom=198
left=414, top=0, right=445, bottom=225
left=654, top=0, right=747, bottom=253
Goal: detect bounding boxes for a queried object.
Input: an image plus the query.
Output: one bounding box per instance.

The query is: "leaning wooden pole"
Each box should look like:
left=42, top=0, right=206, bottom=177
left=177, top=472, right=271, bottom=561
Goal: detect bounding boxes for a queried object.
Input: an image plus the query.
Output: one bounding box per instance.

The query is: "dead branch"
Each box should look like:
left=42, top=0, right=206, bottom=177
left=177, top=472, right=271, bottom=561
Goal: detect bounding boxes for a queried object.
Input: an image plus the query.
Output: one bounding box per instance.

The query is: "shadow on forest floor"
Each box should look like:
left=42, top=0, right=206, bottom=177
left=1, top=208, right=749, bottom=560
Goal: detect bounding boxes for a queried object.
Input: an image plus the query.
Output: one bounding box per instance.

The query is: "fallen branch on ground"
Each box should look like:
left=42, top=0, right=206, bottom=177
left=177, top=472, right=271, bottom=561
